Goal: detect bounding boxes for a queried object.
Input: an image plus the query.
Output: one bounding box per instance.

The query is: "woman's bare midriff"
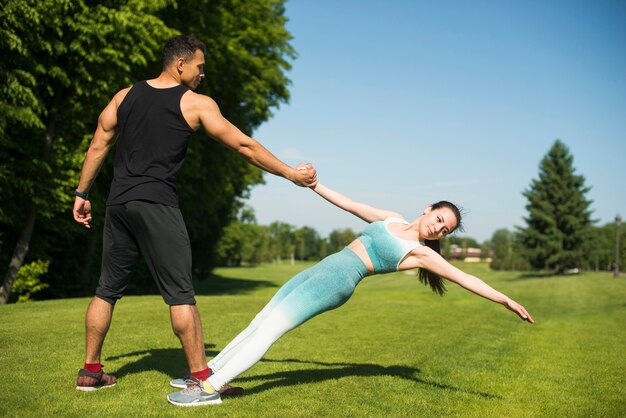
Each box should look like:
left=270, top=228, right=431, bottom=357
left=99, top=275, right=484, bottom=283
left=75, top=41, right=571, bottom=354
left=347, top=239, right=375, bottom=273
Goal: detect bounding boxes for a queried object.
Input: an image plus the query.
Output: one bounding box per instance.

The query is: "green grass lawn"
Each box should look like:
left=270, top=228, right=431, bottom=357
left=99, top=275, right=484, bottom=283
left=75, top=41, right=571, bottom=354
left=1, top=262, right=624, bottom=417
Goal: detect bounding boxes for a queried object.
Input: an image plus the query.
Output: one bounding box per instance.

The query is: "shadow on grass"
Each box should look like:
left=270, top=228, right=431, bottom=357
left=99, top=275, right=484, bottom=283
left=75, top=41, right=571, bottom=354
left=503, top=272, right=555, bottom=281
left=193, top=273, right=279, bottom=295
left=238, top=357, right=499, bottom=399
left=122, top=272, right=280, bottom=298
left=106, top=346, right=498, bottom=399
left=105, top=344, right=220, bottom=379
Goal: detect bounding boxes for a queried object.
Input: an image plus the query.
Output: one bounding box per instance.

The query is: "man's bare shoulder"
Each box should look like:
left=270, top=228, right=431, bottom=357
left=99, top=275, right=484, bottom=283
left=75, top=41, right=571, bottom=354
left=112, top=87, right=132, bottom=107
left=181, top=90, right=218, bottom=110
left=179, top=91, right=223, bottom=130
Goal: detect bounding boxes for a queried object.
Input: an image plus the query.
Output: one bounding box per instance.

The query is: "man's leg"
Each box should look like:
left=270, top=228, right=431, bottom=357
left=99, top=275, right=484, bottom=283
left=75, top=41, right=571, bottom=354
left=170, top=304, right=207, bottom=373
left=125, top=202, right=220, bottom=406
left=126, top=202, right=203, bottom=372
left=167, top=303, right=222, bottom=406
left=76, top=296, right=118, bottom=391
left=85, top=296, right=114, bottom=364
left=77, top=205, right=137, bottom=391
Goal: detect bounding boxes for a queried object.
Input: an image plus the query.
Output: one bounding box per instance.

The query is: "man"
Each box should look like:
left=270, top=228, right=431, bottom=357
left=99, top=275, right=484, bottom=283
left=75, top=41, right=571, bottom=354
left=72, top=35, right=317, bottom=406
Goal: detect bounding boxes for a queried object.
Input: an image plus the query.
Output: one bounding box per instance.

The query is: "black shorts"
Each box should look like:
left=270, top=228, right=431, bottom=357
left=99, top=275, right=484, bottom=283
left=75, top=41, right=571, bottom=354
left=95, top=201, right=196, bottom=306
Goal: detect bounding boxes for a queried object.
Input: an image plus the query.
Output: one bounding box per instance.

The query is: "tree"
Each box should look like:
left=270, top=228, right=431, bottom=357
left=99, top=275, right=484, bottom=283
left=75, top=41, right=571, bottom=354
left=294, top=226, right=321, bottom=261
left=0, top=0, right=175, bottom=303
left=267, top=221, right=296, bottom=262
left=214, top=206, right=273, bottom=266
left=518, top=140, right=594, bottom=273
left=1, top=0, right=296, bottom=302
left=215, top=221, right=270, bottom=266
left=488, top=228, right=530, bottom=271
left=325, top=228, right=359, bottom=256
left=586, top=222, right=626, bottom=272
left=155, top=0, right=296, bottom=276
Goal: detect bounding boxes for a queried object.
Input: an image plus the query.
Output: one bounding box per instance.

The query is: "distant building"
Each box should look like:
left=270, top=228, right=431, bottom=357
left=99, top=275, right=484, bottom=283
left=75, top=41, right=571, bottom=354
left=449, top=244, right=489, bottom=262
left=466, top=248, right=482, bottom=257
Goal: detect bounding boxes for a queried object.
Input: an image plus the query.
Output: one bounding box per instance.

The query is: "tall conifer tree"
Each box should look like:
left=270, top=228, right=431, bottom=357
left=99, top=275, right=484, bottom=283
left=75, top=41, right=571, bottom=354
left=518, top=140, right=594, bottom=273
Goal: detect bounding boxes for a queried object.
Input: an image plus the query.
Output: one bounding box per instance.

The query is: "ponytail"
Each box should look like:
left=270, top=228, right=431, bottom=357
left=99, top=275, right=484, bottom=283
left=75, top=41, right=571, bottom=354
left=417, top=239, right=446, bottom=295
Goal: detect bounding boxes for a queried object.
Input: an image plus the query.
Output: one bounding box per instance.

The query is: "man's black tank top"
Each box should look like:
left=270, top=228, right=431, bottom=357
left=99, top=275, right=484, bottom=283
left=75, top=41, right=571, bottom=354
left=107, top=81, right=193, bottom=207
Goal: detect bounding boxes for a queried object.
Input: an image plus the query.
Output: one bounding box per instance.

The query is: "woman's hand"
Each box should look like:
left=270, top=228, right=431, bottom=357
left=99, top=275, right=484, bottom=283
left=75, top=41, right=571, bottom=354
left=504, top=298, right=534, bottom=323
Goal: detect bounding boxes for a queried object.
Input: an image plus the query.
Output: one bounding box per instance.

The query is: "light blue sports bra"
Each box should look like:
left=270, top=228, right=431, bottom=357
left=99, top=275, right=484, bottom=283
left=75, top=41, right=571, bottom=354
left=358, top=217, right=424, bottom=273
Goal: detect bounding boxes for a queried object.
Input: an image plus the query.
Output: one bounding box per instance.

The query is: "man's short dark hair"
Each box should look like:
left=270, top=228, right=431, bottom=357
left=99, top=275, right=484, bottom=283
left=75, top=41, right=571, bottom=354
left=163, top=35, right=206, bottom=68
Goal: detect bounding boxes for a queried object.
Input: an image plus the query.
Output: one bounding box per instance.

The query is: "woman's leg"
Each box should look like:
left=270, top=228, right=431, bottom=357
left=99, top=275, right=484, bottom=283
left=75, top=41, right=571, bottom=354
left=208, top=249, right=367, bottom=390
left=209, top=265, right=317, bottom=371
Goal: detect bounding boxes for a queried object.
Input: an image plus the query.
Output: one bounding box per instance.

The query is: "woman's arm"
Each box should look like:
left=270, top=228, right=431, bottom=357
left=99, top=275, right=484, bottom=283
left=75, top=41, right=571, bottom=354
left=417, top=249, right=534, bottom=323
left=311, top=182, right=401, bottom=223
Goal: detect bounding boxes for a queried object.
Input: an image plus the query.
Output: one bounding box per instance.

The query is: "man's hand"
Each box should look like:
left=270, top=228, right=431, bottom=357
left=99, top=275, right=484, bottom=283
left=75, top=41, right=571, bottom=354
left=294, top=163, right=318, bottom=188
left=73, top=198, right=93, bottom=229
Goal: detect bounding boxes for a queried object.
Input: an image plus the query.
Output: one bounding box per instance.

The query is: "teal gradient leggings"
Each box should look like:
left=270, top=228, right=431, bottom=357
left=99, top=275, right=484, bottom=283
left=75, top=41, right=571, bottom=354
left=207, top=248, right=369, bottom=390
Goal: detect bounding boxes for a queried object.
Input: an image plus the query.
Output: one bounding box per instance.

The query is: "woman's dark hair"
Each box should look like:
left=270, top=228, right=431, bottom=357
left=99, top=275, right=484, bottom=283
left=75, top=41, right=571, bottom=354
left=163, top=35, right=206, bottom=68
left=417, top=200, right=464, bottom=296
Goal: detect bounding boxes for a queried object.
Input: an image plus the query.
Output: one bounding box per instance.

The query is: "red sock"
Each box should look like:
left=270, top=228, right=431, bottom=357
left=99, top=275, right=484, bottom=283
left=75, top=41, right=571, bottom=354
left=191, top=367, right=210, bottom=382
left=84, top=362, right=102, bottom=373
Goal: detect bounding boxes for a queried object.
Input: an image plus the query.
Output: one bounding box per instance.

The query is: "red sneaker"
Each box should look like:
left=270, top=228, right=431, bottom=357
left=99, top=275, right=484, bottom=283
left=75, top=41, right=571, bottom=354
left=76, top=368, right=117, bottom=391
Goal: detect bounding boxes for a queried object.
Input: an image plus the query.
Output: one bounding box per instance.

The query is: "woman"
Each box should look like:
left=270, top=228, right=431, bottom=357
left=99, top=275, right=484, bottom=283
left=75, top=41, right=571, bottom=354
left=167, top=180, right=534, bottom=406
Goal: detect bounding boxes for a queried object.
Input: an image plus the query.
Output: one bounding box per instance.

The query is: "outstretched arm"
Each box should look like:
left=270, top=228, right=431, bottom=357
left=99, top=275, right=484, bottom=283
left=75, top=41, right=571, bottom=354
left=195, top=94, right=316, bottom=187
left=417, top=249, right=534, bottom=323
left=311, top=182, right=402, bottom=223
left=73, top=88, right=127, bottom=228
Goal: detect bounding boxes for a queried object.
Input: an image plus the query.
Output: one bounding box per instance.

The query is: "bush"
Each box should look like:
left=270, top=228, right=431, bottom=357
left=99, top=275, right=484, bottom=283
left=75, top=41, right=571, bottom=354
left=13, top=260, right=50, bottom=302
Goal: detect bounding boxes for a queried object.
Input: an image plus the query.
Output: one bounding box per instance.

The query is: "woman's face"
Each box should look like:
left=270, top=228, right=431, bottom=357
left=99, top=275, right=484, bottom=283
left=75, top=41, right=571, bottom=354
left=420, top=207, right=458, bottom=241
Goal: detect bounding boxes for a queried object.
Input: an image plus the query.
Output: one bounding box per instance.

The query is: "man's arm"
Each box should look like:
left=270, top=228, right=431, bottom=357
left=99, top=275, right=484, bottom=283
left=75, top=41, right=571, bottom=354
left=72, top=88, right=127, bottom=228
left=193, top=94, right=317, bottom=187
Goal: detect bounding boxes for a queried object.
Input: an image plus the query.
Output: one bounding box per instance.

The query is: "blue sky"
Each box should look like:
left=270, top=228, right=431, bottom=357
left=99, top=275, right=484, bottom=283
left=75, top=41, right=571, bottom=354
left=246, top=0, right=626, bottom=242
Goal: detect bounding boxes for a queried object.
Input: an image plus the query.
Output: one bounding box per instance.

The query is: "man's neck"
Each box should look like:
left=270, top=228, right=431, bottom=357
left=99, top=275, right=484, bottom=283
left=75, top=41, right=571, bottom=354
left=147, top=70, right=181, bottom=88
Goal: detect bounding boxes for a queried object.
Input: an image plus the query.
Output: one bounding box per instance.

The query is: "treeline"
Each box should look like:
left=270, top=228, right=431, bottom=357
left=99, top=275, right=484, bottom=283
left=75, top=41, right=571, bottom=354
left=214, top=210, right=358, bottom=266
left=213, top=209, right=509, bottom=267
left=215, top=215, right=624, bottom=275
left=212, top=207, right=510, bottom=267
left=216, top=216, right=624, bottom=273
left=214, top=210, right=489, bottom=266
left=480, top=223, right=624, bottom=272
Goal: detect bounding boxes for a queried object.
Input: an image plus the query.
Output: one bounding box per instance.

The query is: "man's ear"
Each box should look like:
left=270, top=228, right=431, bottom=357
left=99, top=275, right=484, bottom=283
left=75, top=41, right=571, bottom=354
left=176, top=57, right=185, bottom=73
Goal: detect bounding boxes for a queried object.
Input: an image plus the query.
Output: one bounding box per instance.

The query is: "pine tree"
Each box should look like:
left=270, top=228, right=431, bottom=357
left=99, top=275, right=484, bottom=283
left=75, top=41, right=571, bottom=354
left=518, top=140, right=594, bottom=273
